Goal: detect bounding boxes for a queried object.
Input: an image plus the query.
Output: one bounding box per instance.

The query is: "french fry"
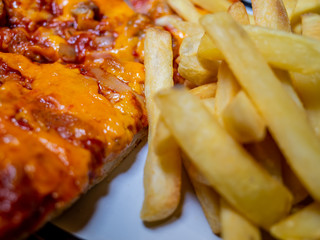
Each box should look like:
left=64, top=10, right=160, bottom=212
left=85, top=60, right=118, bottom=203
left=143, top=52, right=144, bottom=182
left=183, top=153, right=210, bottom=186
left=282, top=161, right=309, bottom=204
left=179, top=34, right=219, bottom=85
left=273, top=69, right=304, bottom=110
left=290, top=72, right=320, bottom=108
left=290, top=71, right=320, bottom=137
left=291, top=0, right=320, bottom=25
left=197, top=24, right=320, bottom=74
left=155, top=15, right=204, bottom=37
left=221, top=199, right=261, bottom=240
left=198, top=34, right=224, bottom=61
left=248, top=14, right=256, bottom=25
left=201, top=12, right=320, bottom=201
left=282, top=0, right=298, bottom=20
left=179, top=33, right=203, bottom=56
left=167, top=0, right=202, bottom=23
left=153, top=118, right=176, bottom=155
left=270, top=202, right=320, bottom=239
left=156, top=87, right=292, bottom=229
left=140, top=28, right=181, bottom=221
left=189, top=0, right=231, bottom=13
left=189, top=82, right=217, bottom=99
left=182, top=153, right=221, bottom=234
left=246, top=133, right=283, bottom=182
left=252, top=0, right=291, bottom=32
left=228, top=1, right=250, bottom=25
left=253, top=0, right=304, bottom=120
left=214, top=61, right=240, bottom=119
left=302, top=13, right=320, bottom=40
left=191, top=180, right=221, bottom=234
left=201, top=98, right=215, bottom=116
left=222, top=90, right=266, bottom=143
left=292, top=21, right=302, bottom=34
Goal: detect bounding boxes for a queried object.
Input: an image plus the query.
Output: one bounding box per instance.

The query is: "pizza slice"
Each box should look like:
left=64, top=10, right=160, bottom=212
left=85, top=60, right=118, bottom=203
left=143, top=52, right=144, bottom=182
left=0, top=0, right=156, bottom=238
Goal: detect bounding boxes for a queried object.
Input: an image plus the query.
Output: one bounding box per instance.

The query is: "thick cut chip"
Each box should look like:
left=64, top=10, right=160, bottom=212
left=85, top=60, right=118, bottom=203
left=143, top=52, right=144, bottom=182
left=141, top=28, right=181, bottom=221
left=282, top=0, right=298, bottom=19
left=153, top=118, right=176, bottom=155
left=156, top=87, right=292, bottom=228
left=302, top=13, right=320, bottom=40
left=189, top=83, right=217, bottom=99
left=214, top=61, right=240, bottom=120
left=228, top=1, right=250, bottom=25
left=183, top=155, right=221, bottom=234
left=155, top=15, right=204, bottom=36
left=201, top=12, right=320, bottom=201
left=167, top=0, right=202, bottom=23
left=282, top=161, right=309, bottom=204
left=246, top=133, right=283, bottom=182
left=179, top=34, right=219, bottom=85
left=198, top=24, right=320, bottom=74
left=221, top=199, right=261, bottom=240
left=222, top=90, right=266, bottom=143
left=290, top=71, right=320, bottom=137
left=189, top=0, right=231, bottom=13
left=252, top=0, right=291, bottom=32
left=291, top=0, right=320, bottom=25
left=271, top=202, right=320, bottom=239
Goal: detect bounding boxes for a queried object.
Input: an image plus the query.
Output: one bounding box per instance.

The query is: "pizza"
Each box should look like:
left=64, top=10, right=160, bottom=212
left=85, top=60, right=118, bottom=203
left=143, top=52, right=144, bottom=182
left=0, top=0, right=180, bottom=238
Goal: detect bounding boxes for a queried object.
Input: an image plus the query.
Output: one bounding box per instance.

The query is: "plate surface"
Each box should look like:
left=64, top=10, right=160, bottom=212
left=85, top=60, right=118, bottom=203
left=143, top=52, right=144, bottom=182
left=53, top=140, right=220, bottom=240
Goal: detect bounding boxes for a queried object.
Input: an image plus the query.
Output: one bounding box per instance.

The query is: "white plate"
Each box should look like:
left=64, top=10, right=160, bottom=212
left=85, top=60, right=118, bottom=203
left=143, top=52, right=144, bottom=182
left=53, top=140, right=220, bottom=240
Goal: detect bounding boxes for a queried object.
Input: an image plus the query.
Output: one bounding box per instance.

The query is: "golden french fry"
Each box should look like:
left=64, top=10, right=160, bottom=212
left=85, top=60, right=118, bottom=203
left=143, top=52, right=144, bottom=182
left=179, top=33, right=203, bottom=56
left=201, top=97, right=215, bottom=116
left=306, top=108, right=320, bottom=138
left=191, top=180, right=221, bottom=234
left=155, top=15, right=204, bottom=37
left=222, top=90, right=266, bottom=143
left=201, top=12, right=320, bottom=201
left=302, top=13, right=320, bottom=40
left=183, top=153, right=220, bottom=234
left=290, top=71, right=320, bottom=137
left=228, top=1, right=250, bottom=25
left=273, top=69, right=304, bottom=110
left=179, top=54, right=218, bottom=86
left=282, top=161, right=309, bottom=204
left=167, top=0, right=202, bottom=23
left=246, top=133, right=283, bottom=182
left=271, top=202, right=320, bottom=239
left=189, top=0, right=231, bottom=13
left=189, top=82, right=217, bottom=99
left=290, top=72, right=320, bottom=107
left=183, top=153, right=210, bottom=186
left=282, top=0, right=298, bottom=20
left=291, top=0, right=320, bottom=25
left=156, top=87, right=292, bottom=229
left=252, top=0, right=291, bottom=32
left=198, top=34, right=224, bottom=61
left=254, top=0, right=304, bottom=117
left=198, top=24, right=320, bottom=74
left=141, top=28, right=181, bottom=221
left=292, top=21, right=302, bottom=33
left=221, top=199, right=261, bottom=240
left=153, top=118, right=176, bottom=156
left=214, top=61, right=240, bottom=119
left=248, top=14, right=256, bottom=25
left=179, top=34, right=219, bottom=85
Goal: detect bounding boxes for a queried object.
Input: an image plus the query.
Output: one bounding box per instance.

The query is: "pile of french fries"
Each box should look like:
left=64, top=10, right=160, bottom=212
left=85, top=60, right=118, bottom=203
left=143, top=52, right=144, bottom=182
left=140, top=0, right=320, bottom=239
